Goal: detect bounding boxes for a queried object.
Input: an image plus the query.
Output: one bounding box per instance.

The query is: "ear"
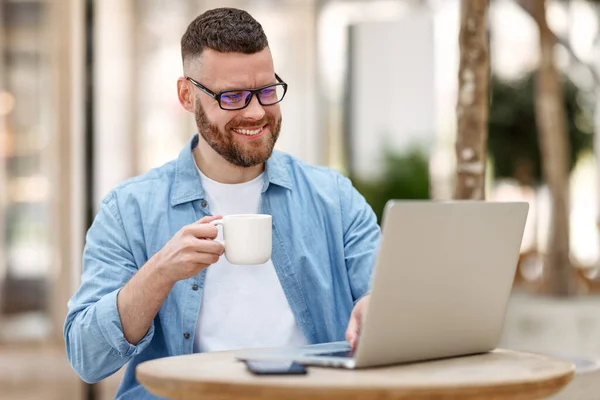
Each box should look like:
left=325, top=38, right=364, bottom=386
left=177, top=77, right=195, bottom=113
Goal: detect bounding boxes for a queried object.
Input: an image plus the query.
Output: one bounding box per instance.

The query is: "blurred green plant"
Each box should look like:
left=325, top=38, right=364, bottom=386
left=487, top=72, right=594, bottom=186
left=351, top=145, right=430, bottom=224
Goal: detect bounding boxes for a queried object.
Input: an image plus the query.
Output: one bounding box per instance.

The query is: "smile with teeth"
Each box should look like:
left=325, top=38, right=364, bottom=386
left=232, top=126, right=265, bottom=136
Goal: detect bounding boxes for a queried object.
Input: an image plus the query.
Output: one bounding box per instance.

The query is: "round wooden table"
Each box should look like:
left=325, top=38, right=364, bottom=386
left=136, top=348, right=575, bottom=400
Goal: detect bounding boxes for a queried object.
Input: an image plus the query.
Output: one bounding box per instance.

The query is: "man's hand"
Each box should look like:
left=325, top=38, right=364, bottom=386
left=152, top=215, right=225, bottom=284
left=117, top=215, right=224, bottom=345
left=345, top=294, right=370, bottom=350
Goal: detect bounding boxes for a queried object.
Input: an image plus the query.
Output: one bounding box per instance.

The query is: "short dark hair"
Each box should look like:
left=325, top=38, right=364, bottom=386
left=181, top=7, right=269, bottom=64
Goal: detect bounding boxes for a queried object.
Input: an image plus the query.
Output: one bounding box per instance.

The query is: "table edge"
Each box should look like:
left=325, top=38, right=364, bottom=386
left=136, top=363, right=575, bottom=400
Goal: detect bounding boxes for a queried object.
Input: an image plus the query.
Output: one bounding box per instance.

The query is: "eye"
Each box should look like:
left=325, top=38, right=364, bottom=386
left=222, top=91, right=245, bottom=104
left=261, top=88, right=276, bottom=97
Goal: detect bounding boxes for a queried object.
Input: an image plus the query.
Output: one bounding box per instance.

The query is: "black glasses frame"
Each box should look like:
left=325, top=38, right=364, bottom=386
left=185, top=73, right=288, bottom=111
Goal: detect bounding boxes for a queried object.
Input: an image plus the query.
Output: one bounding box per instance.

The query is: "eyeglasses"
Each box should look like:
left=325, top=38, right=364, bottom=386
left=186, top=73, right=288, bottom=111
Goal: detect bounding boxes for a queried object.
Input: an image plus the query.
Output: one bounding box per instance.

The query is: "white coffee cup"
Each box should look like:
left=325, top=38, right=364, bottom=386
left=210, top=214, right=272, bottom=265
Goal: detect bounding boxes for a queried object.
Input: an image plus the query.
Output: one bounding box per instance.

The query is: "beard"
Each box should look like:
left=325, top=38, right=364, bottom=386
left=195, top=100, right=281, bottom=168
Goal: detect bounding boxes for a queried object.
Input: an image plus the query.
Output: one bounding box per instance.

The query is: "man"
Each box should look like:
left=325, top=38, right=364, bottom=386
left=64, top=7, right=380, bottom=399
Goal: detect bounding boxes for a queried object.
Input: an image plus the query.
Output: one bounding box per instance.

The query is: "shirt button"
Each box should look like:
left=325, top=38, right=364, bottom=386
left=192, top=284, right=199, bottom=291
left=201, top=200, right=207, bottom=207
left=183, top=332, right=190, bottom=339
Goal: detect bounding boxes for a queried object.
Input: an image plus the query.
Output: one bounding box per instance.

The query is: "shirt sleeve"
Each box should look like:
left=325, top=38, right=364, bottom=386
left=63, top=191, right=155, bottom=383
left=337, top=174, right=381, bottom=303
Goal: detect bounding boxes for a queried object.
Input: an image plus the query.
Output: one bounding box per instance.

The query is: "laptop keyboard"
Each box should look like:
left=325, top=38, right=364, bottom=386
left=312, top=349, right=355, bottom=358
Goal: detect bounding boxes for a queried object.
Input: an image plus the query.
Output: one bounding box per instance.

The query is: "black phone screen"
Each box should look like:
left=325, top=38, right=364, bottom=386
left=244, top=360, right=307, bottom=375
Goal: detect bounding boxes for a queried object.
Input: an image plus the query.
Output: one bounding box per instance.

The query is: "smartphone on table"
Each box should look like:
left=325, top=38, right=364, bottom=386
left=244, top=359, right=308, bottom=375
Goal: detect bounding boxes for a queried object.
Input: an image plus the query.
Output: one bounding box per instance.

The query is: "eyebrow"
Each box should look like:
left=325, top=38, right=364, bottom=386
left=216, top=78, right=277, bottom=92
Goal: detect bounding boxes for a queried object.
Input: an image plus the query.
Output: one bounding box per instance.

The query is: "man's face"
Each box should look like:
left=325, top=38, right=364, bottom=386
left=191, top=48, right=282, bottom=168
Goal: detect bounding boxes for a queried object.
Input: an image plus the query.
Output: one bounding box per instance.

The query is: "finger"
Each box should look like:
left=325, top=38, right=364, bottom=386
left=193, top=239, right=225, bottom=255
left=345, top=314, right=359, bottom=349
left=186, top=223, right=220, bottom=240
left=195, top=215, right=222, bottom=224
left=189, top=251, right=222, bottom=265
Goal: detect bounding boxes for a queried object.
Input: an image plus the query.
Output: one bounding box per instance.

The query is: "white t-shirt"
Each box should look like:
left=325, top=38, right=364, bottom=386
left=194, top=167, right=308, bottom=353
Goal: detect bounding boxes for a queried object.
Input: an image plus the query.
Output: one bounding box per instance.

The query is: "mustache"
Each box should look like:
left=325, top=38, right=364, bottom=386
left=228, top=116, right=271, bottom=129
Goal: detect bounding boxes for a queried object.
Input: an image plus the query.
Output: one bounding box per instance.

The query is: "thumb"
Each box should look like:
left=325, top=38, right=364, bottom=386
left=345, top=312, right=361, bottom=349
left=196, top=215, right=222, bottom=224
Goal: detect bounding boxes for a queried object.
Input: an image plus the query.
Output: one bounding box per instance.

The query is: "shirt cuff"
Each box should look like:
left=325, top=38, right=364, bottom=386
left=354, top=291, right=371, bottom=306
left=95, top=287, right=155, bottom=358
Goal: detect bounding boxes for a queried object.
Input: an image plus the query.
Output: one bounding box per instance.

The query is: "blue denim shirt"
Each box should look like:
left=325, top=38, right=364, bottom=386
left=64, top=133, right=380, bottom=399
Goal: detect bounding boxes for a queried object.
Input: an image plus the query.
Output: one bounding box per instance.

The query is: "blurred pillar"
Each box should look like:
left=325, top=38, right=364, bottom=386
left=0, top=1, right=7, bottom=323
left=595, top=5, right=600, bottom=269
left=530, top=0, right=575, bottom=296
left=270, top=0, right=319, bottom=165
left=133, top=0, right=193, bottom=172
left=454, top=0, right=489, bottom=200
left=596, top=94, right=600, bottom=263
left=94, top=0, right=136, bottom=208
left=347, top=9, right=435, bottom=180
left=316, top=1, right=415, bottom=172
left=49, top=0, right=86, bottom=348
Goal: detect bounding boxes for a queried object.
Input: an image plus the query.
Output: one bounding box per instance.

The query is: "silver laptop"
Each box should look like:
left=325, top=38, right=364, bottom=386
left=235, top=200, right=529, bottom=369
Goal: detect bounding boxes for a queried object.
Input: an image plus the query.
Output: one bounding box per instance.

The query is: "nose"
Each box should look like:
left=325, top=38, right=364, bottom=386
left=241, top=93, right=266, bottom=121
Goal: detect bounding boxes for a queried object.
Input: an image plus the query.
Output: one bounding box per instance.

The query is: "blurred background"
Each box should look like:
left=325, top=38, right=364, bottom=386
left=1, top=0, right=600, bottom=399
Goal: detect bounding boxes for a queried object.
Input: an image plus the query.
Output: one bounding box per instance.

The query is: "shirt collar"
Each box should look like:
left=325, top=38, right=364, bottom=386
left=171, top=133, right=293, bottom=207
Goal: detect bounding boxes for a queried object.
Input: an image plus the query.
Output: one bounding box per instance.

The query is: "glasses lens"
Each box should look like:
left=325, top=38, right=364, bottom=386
left=220, top=90, right=252, bottom=110
left=258, top=84, right=286, bottom=105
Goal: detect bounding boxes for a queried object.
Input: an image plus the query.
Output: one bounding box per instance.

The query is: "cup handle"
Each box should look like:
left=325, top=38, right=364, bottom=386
left=209, top=219, right=225, bottom=248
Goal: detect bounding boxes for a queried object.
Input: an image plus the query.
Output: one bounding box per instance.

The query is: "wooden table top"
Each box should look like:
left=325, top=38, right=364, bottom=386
left=136, top=348, right=575, bottom=400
